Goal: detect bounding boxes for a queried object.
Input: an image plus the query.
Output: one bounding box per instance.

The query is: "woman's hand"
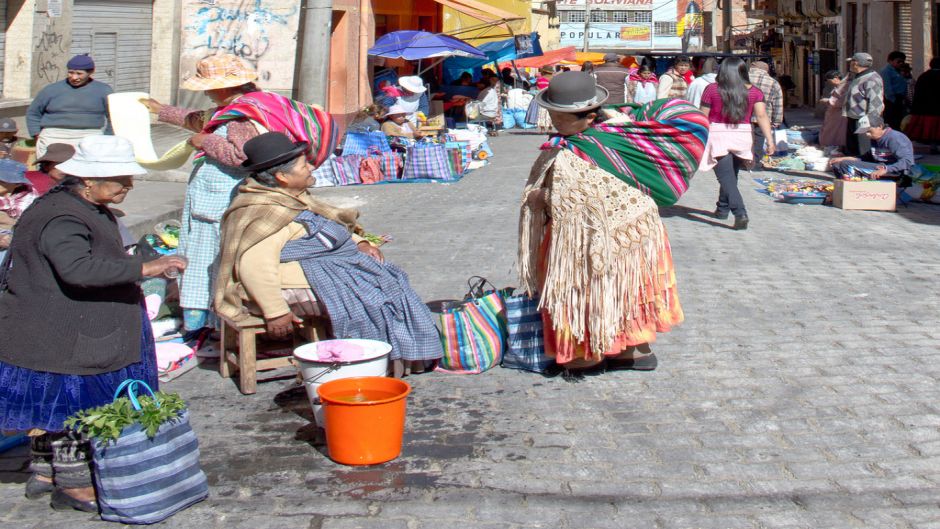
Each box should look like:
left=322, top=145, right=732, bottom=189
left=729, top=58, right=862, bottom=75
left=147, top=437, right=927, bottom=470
left=141, top=255, right=188, bottom=278
left=0, top=234, right=10, bottom=249
left=139, top=98, right=165, bottom=115
left=188, top=133, right=212, bottom=149
left=357, top=241, right=384, bottom=263
left=265, top=312, right=299, bottom=340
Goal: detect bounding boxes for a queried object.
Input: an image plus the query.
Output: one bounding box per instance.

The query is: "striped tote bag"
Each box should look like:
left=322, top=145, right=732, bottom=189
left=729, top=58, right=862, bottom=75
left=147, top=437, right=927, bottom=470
left=92, top=381, right=209, bottom=524
left=501, top=292, right=556, bottom=374
left=436, top=281, right=507, bottom=374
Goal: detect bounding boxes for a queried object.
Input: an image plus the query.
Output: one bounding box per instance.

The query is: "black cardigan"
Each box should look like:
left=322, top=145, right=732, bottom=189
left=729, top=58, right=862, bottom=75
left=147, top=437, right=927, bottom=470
left=0, top=191, right=145, bottom=375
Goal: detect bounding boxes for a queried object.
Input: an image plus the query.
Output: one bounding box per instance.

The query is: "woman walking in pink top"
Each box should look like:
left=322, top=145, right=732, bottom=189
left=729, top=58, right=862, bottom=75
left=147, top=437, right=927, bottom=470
left=698, top=57, right=775, bottom=230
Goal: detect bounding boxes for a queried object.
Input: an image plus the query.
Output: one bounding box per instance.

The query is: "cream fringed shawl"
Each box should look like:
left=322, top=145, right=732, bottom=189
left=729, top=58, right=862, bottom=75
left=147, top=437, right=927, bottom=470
left=519, top=148, right=670, bottom=356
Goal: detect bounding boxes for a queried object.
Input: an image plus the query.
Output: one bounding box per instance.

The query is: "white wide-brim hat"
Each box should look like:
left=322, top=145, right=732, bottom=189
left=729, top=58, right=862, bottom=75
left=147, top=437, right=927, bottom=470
left=57, top=135, right=147, bottom=178
left=398, top=76, right=427, bottom=94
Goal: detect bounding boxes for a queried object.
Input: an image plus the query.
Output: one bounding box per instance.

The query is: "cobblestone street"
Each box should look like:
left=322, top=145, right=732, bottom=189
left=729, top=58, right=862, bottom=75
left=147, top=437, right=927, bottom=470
left=4, top=134, right=940, bottom=528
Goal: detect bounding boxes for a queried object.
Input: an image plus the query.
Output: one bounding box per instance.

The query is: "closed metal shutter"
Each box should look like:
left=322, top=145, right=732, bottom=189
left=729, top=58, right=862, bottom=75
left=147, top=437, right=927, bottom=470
left=70, top=0, right=153, bottom=92
left=0, top=0, right=7, bottom=94
left=894, top=2, right=913, bottom=61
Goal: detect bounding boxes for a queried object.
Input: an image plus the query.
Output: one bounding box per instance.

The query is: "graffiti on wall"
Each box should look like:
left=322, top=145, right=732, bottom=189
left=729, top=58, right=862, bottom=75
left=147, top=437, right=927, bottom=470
left=180, top=0, right=300, bottom=90
left=34, top=20, right=68, bottom=86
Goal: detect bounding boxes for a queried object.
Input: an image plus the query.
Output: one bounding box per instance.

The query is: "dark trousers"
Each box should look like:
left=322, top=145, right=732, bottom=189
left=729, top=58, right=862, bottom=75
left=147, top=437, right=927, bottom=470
left=844, top=117, right=872, bottom=156
left=714, top=154, right=747, bottom=217
left=884, top=98, right=907, bottom=130
left=831, top=159, right=881, bottom=178
left=752, top=129, right=768, bottom=161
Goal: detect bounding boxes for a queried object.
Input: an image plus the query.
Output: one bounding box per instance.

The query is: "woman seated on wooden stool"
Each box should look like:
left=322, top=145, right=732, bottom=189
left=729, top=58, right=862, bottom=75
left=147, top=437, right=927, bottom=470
left=214, top=132, right=443, bottom=376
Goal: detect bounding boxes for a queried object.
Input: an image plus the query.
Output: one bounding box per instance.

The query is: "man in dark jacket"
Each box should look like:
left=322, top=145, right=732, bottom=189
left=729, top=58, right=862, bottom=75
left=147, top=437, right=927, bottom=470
left=830, top=115, right=914, bottom=180
left=593, top=53, right=630, bottom=105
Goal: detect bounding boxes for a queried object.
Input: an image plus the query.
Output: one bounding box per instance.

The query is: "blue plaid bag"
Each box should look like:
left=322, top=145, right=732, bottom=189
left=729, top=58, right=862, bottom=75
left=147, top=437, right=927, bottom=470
left=92, top=380, right=209, bottom=524
left=312, top=157, right=339, bottom=187
left=342, top=131, right=391, bottom=156
left=330, top=155, right=364, bottom=185
left=501, top=292, right=555, bottom=374
left=402, top=143, right=451, bottom=180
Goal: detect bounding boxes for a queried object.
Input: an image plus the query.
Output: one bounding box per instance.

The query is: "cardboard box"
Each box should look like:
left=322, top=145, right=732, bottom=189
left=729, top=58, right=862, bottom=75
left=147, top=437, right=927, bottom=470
left=832, top=180, right=896, bottom=211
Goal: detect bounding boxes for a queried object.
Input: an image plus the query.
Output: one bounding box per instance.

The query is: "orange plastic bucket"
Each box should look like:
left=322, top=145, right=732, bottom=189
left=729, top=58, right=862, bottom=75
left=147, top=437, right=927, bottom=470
left=316, top=376, right=411, bottom=465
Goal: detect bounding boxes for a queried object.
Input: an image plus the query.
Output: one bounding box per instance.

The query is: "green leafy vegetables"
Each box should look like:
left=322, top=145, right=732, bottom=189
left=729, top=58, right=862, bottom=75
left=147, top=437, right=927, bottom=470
left=64, top=392, right=187, bottom=443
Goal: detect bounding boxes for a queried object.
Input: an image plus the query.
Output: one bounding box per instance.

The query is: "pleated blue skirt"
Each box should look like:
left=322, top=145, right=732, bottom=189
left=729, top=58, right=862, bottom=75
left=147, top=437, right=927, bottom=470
left=0, top=307, right=158, bottom=433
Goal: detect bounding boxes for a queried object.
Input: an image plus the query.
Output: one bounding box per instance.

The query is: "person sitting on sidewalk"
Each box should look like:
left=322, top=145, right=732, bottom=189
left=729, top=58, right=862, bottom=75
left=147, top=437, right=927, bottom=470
left=381, top=105, right=423, bottom=141
left=25, top=143, right=75, bottom=195
left=830, top=115, right=914, bottom=180
left=214, top=132, right=443, bottom=377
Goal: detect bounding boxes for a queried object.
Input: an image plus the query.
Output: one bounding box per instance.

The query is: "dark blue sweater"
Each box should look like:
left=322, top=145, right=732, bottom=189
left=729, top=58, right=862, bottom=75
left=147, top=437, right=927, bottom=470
left=26, top=80, right=114, bottom=137
left=863, top=128, right=915, bottom=175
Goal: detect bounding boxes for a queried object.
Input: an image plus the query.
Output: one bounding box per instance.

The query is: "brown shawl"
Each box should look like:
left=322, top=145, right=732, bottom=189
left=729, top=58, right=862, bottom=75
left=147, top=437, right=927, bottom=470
left=214, top=178, right=362, bottom=321
left=519, top=148, right=671, bottom=355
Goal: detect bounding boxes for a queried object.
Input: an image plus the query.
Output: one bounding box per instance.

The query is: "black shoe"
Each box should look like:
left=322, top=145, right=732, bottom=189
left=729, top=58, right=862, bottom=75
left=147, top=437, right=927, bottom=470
left=733, top=215, right=749, bottom=230
left=25, top=475, right=54, bottom=499
left=606, top=353, right=658, bottom=371
left=714, top=209, right=729, bottom=220
left=51, top=489, right=98, bottom=513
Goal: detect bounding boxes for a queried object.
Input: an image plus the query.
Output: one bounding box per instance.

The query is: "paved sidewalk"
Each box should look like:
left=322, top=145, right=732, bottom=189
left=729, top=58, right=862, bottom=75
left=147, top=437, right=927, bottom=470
left=4, top=133, right=940, bottom=528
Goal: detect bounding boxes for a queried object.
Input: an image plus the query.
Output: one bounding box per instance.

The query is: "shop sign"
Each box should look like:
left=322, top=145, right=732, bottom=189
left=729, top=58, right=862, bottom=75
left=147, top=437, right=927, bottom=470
left=560, top=22, right=652, bottom=47
left=558, top=0, right=654, bottom=6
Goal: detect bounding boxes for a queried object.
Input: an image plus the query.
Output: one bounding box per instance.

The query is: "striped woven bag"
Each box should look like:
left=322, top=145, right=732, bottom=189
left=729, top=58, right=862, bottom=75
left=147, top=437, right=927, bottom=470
left=92, top=380, right=208, bottom=524
left=436, top=278, right=508, bottom=374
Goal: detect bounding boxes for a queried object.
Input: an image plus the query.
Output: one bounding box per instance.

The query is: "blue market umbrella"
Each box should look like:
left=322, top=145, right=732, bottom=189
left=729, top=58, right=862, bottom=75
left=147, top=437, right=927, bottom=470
left=369, top=30, right=486, bottom=60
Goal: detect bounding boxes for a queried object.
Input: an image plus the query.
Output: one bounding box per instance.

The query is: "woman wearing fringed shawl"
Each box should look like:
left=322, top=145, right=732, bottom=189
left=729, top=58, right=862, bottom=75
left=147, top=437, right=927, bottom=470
left=519, top=72, right=708, bottom=371
left=215, top=132, right=442, bottom=377
left=141, top=54, right=336, bottom=332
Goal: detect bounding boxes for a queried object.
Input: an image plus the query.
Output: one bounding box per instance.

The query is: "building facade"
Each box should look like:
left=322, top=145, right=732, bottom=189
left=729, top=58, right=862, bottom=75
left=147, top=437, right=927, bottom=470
left=0, top=0, right=540, bottom=126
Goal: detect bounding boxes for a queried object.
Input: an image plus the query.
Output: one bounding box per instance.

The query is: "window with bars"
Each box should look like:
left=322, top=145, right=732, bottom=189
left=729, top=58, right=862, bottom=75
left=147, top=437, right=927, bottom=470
left=616, top=11, right=652, bottom=23
left=654, top=21, right=677, bottom=36
left=590, top=11, right=608, bottom=22
left=559, top=10, right=585, bottom=23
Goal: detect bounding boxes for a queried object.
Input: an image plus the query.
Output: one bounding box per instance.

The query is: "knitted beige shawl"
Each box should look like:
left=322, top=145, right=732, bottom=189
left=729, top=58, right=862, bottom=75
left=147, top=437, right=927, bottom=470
left=519, top=148, right=669, bottom=355
left=214, top=178, right=362, bottom=321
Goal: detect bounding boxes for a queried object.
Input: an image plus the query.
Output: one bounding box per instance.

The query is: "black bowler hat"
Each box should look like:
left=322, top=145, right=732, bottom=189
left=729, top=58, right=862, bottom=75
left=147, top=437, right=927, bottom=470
left=535, top=71, right=609, bottom=113
left=242, top=132, right=309, bottom=172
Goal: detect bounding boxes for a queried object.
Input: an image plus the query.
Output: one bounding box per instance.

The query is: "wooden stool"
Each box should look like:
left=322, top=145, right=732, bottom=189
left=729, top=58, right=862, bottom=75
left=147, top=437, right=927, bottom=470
left=219, top=314, right=328, bottom=394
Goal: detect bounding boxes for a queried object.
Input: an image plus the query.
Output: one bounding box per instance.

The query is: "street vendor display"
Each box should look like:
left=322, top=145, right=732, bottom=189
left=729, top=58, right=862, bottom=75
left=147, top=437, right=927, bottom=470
left=519, top=72, right=707, bottom=372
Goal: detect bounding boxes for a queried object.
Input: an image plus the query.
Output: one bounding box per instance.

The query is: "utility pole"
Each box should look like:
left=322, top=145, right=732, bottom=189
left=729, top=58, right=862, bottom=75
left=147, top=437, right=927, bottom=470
left=583, top=0, right=592, bottom=52
left=721, top=0, right=732, bottom=52
left=296, top=0, right=333, bottom=107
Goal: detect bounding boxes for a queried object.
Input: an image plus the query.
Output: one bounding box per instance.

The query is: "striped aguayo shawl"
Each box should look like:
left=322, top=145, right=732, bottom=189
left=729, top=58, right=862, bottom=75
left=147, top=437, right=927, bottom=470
left=198, top=91, right=337, bottom=168
left=541, top=98, right=709, bottom=207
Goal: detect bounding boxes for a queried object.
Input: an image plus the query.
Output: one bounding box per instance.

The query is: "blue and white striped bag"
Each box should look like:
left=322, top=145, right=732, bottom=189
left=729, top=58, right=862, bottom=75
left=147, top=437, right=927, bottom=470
left=92, top=380, right=208, bottom=525
left=501, top=292, right=555, bottom=374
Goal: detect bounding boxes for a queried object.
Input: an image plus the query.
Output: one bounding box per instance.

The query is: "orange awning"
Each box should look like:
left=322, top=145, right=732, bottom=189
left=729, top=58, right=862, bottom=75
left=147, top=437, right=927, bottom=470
left=501, top=47, right=577, bottom=69
left=432, top=0, right=525, bottom=23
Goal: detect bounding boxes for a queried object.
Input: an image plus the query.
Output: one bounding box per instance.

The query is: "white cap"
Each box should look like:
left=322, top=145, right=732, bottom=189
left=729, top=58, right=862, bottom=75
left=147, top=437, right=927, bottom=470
left=56, top=136, right=147, bottom=178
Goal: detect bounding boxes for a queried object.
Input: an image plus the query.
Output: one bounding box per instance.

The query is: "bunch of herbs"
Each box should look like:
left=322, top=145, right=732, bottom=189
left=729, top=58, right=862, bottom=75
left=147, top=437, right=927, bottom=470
left=64, top=392, right=187, bottom=443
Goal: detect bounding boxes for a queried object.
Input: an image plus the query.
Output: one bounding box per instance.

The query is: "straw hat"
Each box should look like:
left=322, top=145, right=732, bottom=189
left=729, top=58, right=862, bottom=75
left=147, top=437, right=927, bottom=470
left=56, top=136, right=147, bottom=178
left=181, top=54, right=258, bottom=91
